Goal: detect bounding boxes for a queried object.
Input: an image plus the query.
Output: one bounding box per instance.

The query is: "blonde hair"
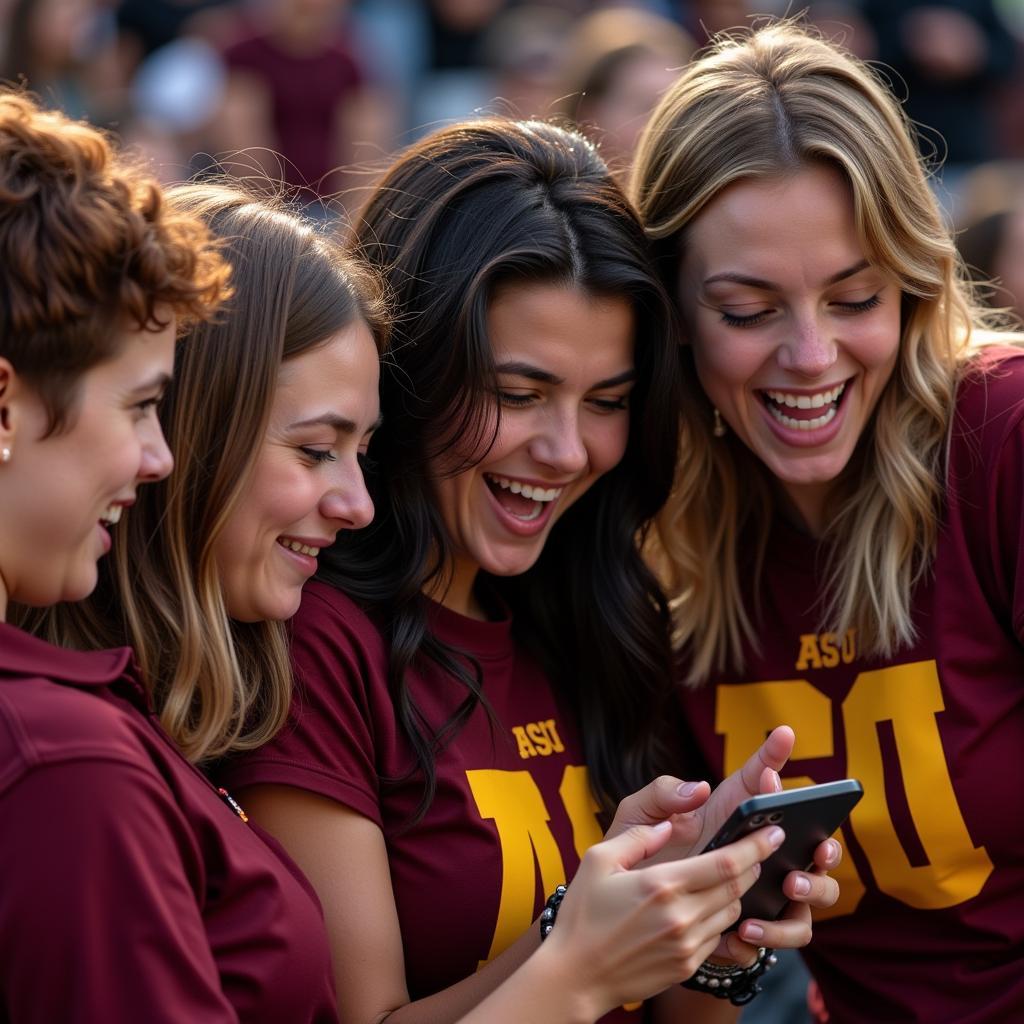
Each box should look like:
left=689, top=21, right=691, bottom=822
left=631, top=22, right=992, bottom=684
left=25, top=184, right=389, bottom=762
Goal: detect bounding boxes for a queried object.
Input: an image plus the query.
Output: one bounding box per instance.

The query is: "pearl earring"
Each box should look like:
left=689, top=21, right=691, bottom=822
left=712, top=409, right=727, bottom=438
left=0, top=446, right=10, bottom=463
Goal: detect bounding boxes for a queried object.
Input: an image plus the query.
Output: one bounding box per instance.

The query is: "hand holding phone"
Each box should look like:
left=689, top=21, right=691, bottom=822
left=700, top=778, right=863, bottom=925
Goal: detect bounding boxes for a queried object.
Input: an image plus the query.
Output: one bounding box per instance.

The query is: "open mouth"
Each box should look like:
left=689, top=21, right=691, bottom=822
left=484, top=473, right=563, bottom=522
left=99, top=504, right=123, bottom=527
left=759, top=380, right=848, bottom=431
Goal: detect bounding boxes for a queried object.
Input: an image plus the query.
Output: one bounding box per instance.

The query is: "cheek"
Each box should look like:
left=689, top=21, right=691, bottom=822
left=589, top=418, right=631, bottom=476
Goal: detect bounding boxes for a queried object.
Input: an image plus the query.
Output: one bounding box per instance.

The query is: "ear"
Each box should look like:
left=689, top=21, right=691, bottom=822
left=0, top=357, right=22, bottom=455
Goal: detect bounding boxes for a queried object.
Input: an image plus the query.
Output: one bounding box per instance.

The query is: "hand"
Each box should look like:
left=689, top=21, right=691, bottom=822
left=712, top=833, right=843, bottom=965
left=540, top=819, right=786, bottom=1017
left=606, top=725, right=797, bottom=862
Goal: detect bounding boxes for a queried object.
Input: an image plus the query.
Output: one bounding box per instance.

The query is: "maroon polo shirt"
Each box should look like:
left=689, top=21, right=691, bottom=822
left=676, top=349, right=1024, bottom=1023
left=221, top=583, right=644, bottom=1022
left=0, top=624, right=337, bottom=1023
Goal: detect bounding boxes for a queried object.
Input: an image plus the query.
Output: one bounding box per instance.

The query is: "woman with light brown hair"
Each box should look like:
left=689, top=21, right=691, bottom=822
left=0, top=91, right=349, bottom=1023
left=632, top=21, right=1024, bottom=1023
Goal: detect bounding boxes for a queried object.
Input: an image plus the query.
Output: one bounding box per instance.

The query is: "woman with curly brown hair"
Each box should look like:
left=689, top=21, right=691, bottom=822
left=0, top=94, right=342, bottom=1023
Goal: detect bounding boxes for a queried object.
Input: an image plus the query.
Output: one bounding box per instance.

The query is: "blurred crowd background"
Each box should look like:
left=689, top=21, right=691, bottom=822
left=3, top=1, right=1020, bottom=1021
left=4, top=0, right=1024, bottom=323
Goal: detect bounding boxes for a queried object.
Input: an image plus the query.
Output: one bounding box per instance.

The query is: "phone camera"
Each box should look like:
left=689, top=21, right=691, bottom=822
left=750, top=814, right=765, bottom=826
left=768, top=812, right=784, bottom=824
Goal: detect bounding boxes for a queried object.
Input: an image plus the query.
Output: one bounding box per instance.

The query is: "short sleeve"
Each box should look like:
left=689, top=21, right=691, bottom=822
left=219, top=586, right=387, bottom=825
left=0, top=759, right=238, bottom=1023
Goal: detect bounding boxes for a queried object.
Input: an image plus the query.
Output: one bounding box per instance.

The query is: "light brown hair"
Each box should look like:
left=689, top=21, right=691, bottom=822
left=29, top=184, right=389, bottom=762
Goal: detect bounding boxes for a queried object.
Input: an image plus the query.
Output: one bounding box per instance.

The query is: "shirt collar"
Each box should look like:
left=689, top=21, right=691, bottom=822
left=0, top=620, right=136, bottom=688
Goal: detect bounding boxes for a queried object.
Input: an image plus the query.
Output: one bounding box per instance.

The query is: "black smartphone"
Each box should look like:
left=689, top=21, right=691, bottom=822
left=700, top=778, right=863, bottom=925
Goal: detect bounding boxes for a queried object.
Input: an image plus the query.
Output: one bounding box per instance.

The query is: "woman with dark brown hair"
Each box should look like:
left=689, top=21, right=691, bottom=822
left=220, top=117, right=841, bottom=1024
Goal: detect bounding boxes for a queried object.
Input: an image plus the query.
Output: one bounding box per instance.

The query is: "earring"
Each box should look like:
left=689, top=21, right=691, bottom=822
left=0, top=446, right=10, bottom=463
left=712, top=409, right=727, bottom=438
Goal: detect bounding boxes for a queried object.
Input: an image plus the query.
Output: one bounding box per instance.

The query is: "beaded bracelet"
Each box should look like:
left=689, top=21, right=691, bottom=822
left=539, top=884, right=568, bottom=941
left=680, top=947, right=776, bottom=1006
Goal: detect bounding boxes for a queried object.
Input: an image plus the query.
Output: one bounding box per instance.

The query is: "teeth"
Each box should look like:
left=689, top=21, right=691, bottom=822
left=765, top=382, right=845, bottom=409
left=280, top=539, right=320, bottom=557
left=100, top=504, right=123, bottom=526
left=767, top=404, right=838, bottom=430
left=486, top=474, right=562, bottom=503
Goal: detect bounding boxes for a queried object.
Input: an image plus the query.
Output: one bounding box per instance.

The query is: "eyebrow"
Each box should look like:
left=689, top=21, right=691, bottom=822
left=289, top=413, right=384, bottom=434
left=130, top=371, right=172, bottom=396
left=495, top=361, right=637, bottom=389
left=703, top=259, right=872, bottom=291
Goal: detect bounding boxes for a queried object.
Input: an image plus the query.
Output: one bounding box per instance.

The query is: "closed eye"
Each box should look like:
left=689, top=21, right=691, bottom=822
left=721, top=309, right=773, bottom=328
left=834, top=293, right=882, bottom=314
left=300, top=447, right=337, bottom=464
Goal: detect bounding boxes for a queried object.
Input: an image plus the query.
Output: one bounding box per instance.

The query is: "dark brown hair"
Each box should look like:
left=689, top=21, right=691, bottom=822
left=0, top=90, right=229, bottom=433
left=323, top=118, right=682, bottom=819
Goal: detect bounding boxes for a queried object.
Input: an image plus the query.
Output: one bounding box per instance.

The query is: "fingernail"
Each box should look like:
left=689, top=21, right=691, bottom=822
left=677, top=781, right=700, bottom=797
left=742, top=923, right=764, bottom=941
left=827, top=839, right=841, bottom=864
left=768, top=826, right=785, bottom=847
left=652, top=820, right=672, bottom=833
left=771, top=771, right=783, bottom=792
left=752, top=862, right=762, bottom=879
left=793, top=875, right=811, bottom=895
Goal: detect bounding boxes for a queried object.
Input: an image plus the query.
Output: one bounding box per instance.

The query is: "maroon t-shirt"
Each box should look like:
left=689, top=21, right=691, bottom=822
left=677, top=349, right=1024, bottom=1023
left=0, top=623, right=337, bottom=1024
left=222, top=32, right=362, bottom=193
left=221, top=582, right=643, bottom=1021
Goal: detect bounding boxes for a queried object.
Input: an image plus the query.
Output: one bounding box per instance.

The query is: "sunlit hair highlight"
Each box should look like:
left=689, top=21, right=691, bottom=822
left=631, top=22, right=987, bottom=683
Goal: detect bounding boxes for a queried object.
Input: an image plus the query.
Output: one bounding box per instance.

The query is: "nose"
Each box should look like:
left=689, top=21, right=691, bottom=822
left=319, top=462, right=374, bottom=531
left=138, top=419, right=174, bottom=482
left=777, top=316, right=837, bottom=379
left=529, top=408, right=588, bottom=476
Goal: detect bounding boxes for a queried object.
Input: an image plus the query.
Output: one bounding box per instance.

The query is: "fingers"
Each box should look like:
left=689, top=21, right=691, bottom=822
left=739, top=901, right=813, bottom=950
left=783, top=869, right=840, bottom=909
left=592, top=820, right=675, bottom=872
left=739, top=725, right=795, bottom=794
left=671, top=824, right=785, bottom=892
left=609, top=776, right=712, bottom=835
left=812, top=837, right=843, bottom=872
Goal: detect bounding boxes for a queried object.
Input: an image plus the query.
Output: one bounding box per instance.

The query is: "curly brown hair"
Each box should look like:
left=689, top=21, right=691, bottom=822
left=0, top=90, right=230, bottom=433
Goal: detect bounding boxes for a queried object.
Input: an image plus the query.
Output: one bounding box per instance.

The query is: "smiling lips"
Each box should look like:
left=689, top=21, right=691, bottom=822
left=761, top=381, right=848, bottom=431
left=485, top=473, right=564, bottom=522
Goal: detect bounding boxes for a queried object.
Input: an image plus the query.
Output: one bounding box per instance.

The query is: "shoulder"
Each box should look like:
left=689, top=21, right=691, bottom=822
left=292, top=581, right=380, bottom=642
left=952, top=344, right=1024, bottom=451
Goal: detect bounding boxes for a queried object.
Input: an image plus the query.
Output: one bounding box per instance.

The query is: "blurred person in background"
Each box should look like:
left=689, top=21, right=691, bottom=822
left=555, top=5, right=695, bottom=183
left=0, top=0, right=123, bottom=123
left=958, top=204, right=1024, bottom=322
left=213, top=0, right=395, bottom=215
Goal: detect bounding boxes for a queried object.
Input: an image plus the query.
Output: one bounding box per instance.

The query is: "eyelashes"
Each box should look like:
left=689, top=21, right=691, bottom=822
left=719, top=293, right=883, bottom=328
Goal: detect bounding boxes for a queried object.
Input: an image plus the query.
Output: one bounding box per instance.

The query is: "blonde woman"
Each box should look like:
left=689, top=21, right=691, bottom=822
left=632, top=21, right=1024, bottom=1024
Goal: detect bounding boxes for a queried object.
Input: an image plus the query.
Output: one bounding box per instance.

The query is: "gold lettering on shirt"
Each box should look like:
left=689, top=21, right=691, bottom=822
left=511, top=719, right=566, bottom=758
left=714, top=661, right=992, bottom=919
left=795, top=630, right=857, bottom=671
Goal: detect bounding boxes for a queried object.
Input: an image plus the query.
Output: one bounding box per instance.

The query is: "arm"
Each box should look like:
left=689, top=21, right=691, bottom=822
left=0, top=760, right=238, bottom=1023
left=240, top=785, right=784, bottom=1024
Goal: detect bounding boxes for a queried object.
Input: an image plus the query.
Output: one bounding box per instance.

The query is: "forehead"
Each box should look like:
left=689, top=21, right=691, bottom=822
left=487, top=281, right=635, bottom=371
left=685, top=165, right=863, bottom=275
left=273, top=321, right=380, bottom=412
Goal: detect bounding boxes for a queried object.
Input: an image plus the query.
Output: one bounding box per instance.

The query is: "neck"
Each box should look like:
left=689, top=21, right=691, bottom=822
left=777, top=480, right=831, bottom=538
left=426, top=555, right=486, bottom=621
